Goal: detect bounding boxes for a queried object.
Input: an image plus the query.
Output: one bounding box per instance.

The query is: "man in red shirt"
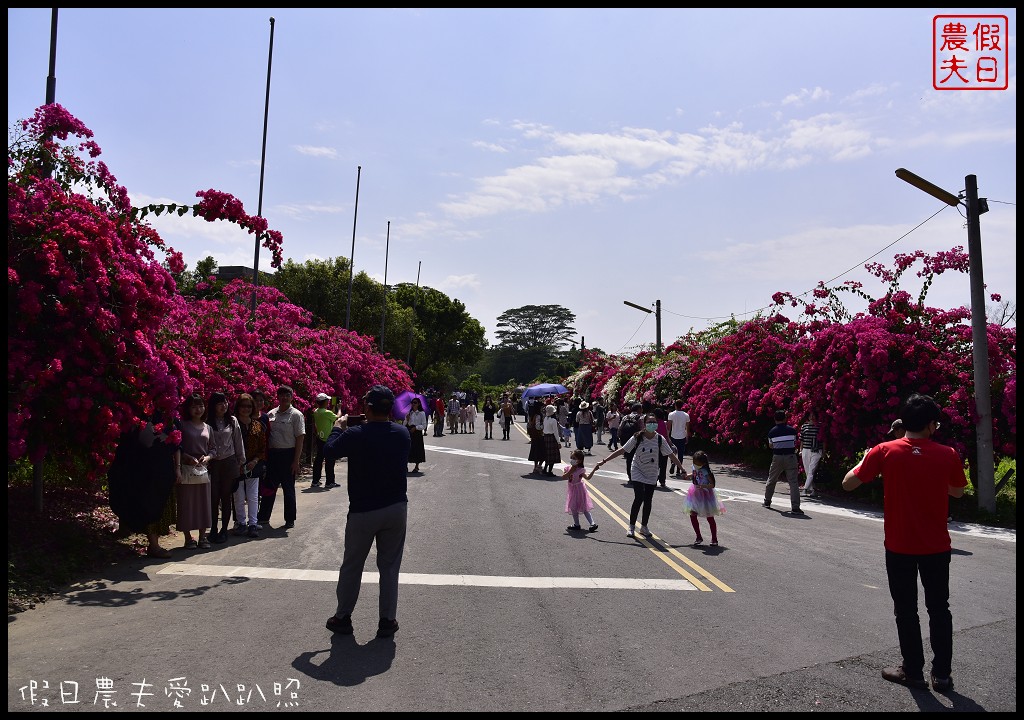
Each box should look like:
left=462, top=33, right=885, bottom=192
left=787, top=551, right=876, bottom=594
left=842, top=393, right=967, bottom=693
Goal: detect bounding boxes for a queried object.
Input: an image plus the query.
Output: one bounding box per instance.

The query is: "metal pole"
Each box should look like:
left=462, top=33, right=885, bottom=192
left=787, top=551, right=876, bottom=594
left=655, top=299, right=662, bottom=356
left=345, top=165, right=362, bottom=330
left=45, top=8, right=57, bottom=104
left=36, top=7, right=59, bottom=513
left=250, top=16, right=275, bottom=319
left=965, top=174, right=995, bottom=513
left=406, top=261, right=422, bottom=365
left=380, top=221, right=390, bottom=351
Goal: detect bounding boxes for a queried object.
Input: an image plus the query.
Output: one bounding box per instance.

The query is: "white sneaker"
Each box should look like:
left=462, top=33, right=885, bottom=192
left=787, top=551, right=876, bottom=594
left=640, top=526, right=653, bottom=538
left=626, top=526, right=636, bottom=538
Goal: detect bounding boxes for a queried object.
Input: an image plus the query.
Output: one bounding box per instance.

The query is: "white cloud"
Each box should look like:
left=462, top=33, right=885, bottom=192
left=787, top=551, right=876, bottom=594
left=293, top=145, right=338, bottom=159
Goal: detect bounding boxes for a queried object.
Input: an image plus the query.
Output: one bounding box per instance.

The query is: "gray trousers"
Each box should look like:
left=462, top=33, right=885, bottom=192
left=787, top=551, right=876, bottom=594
left=335, top=501, right=408, bottom=621
left=765, top=454, right=800, bottom=511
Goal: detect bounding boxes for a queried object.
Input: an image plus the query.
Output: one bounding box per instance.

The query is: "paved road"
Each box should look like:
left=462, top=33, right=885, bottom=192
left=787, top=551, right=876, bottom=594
left=8, top=422, right=1016, bottom=712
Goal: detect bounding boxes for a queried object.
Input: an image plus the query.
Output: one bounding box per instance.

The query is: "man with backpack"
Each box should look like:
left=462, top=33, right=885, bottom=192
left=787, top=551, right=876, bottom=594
left=616, top=402, right=644, bottom=483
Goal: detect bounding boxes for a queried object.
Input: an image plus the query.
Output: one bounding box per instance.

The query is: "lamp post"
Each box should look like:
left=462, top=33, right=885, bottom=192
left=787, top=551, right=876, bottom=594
left=406, top=261, right=422, bottom=366
left=895, top=168, right=995, bottom=513
left=624, top=299, right=662, bottom=355
left=345, top=165, right=362, bottom=330
left=250, top=17, right=275, bottom=320
left=379, top=220, right=390, bottom=352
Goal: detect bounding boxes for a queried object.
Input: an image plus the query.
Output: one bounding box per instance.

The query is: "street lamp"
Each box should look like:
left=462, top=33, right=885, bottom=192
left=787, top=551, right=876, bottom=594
left=624, top=299, right=662, bottom=355
left=895, top=168, right=995, bottom=513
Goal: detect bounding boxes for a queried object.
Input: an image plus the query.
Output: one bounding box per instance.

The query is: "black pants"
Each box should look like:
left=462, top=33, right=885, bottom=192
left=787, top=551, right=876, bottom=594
left=629, top=482, right=656, bottom=527
left=257, top=448, right=297, bottom=524
left=886, top=549, right=953, bottom=679
left=312, top=435, right=335, bottom=483
left=625, top=450, right=635, bottom=479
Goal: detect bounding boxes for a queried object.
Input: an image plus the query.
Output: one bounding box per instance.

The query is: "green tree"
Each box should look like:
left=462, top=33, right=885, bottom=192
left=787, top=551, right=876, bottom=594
left=270, top=257, right=351, bottom=328
left=494, top=305, right=577, bottom=352
left=170, top=255, right=223, bottom=299
left=390, top=284, right=487, bottom=389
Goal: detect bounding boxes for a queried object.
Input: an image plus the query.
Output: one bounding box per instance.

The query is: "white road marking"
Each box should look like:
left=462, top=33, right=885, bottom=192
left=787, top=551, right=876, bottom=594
left=157, top=564, right=700, bottom=590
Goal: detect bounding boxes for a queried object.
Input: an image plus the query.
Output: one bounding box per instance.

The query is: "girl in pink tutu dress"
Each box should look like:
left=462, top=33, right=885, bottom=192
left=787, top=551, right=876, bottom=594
left=682, top=450, right=725, bottom=545
left=564, top=450, right=598, bottom=533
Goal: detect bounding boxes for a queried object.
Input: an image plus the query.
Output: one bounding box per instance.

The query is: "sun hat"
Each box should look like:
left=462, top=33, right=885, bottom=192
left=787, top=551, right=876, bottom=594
left=544, top=405, right=556, bottom=415
left=579, top=401, right=590, bottom=410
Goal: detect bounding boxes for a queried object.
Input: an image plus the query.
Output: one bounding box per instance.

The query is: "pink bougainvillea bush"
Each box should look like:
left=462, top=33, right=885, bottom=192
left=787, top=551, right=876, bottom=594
left=8, top=104, right=189, bottom=474
left=9, top=105, right=411, bottom=484
left=563, top=248, right=1015, bottom=465
left=160, top=279, right=413, bottom=414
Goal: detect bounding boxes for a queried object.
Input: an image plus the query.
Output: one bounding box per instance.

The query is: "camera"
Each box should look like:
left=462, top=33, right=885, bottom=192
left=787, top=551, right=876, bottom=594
left=347, top=414, right=366, bottom=426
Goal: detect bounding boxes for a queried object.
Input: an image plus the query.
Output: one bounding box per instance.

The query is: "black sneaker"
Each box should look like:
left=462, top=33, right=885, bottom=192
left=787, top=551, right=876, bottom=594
left=310, top=480, right=322, bottom=487
left=762, top=501, right=771, bottom=508
left=931, top=673, right=954, bottom=693
left=247, top=525, right=260, bottom=538
left=326, top=614, right=353, bottom=634
left=791, top=508, right=805, bottom=515
left=324, top=482, right=339, bottom=489
left=284, top=521, right=295, bottom=529
left=210, top=530, right=227, bottom=544
left=588, top=525, right=599, bottom=533
left=376, top=618, right=399, bottom=639
left=566, top=524, right=582, bottom=532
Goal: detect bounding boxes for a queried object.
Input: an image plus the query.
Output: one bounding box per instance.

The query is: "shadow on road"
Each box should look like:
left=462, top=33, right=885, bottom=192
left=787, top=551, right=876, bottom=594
left=292, top=634, right=396, bottom=686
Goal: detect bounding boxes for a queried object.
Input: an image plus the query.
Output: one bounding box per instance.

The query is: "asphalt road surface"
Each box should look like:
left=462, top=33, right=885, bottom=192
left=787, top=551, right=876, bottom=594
left=8, top=422, right=1016, bottom=712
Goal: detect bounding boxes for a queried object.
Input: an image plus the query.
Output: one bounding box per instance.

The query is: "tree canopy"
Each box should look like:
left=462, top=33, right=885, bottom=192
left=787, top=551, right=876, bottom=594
left=494, top=304, right=577, bottom=351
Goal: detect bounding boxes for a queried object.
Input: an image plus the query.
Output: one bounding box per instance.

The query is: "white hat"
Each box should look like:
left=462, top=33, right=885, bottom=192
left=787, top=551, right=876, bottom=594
left=579, top=401, right=589, bottom=410
left=544, top=405, right=556, bottom=415
left=316, top=392, right=330, bottom=402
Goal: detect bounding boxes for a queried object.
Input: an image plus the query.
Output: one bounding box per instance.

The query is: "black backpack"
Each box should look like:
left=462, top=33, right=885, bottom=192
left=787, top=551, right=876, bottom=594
left=618, top=412, right=641, bottom=444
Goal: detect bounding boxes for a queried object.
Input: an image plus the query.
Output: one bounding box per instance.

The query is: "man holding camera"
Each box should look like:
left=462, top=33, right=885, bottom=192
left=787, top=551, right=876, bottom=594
left=323, top=385, right=410, bottom=639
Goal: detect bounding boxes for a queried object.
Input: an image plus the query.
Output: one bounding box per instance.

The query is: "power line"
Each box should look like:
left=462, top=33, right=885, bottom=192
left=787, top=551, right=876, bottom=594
left=660, top=204, right=954, bottom=323
left=614, top=314, right=649, bottom=356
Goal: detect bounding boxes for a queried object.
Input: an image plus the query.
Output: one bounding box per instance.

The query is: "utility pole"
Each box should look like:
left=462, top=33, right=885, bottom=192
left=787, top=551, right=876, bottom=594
left=895, top=168, right=995, bottom=513
left=964, top=175, right=995, bottom=513
left=623, top=299, right=662, bottom=355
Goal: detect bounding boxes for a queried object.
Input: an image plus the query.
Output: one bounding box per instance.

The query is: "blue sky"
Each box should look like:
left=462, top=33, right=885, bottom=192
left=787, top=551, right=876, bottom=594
left=8, top=8, right=1016, bottom=355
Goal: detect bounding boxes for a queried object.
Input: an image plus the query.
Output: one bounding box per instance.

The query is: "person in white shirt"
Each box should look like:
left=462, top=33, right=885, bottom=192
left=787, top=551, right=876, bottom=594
left=666, top=400, right=691, bottom=477
left=404, top=398, right=428, bottom=473
left=257, top=385, right=305, bottom=530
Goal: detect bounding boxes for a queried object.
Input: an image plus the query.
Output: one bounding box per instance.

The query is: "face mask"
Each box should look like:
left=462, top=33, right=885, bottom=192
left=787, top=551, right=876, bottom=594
left=645, top=422, right=658, bottom=432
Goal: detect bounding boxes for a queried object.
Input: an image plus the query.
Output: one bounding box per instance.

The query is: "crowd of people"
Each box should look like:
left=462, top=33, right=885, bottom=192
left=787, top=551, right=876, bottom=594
left=108, top=383, right=966, bottom=691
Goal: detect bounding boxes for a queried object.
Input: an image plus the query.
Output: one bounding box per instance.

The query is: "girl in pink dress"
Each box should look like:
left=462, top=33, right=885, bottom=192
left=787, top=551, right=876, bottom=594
left=682, top=450, right=725, bottom=545
left=564, top=450, right=598, bottom=533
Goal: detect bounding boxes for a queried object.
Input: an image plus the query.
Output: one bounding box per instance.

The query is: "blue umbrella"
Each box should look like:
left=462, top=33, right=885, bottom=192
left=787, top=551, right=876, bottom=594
left=520, top=382, right=569, bottom=401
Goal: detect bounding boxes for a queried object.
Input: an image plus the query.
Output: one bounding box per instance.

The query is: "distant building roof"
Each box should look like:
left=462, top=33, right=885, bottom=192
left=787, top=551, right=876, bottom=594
left=215, top=265, right=272, bottom=281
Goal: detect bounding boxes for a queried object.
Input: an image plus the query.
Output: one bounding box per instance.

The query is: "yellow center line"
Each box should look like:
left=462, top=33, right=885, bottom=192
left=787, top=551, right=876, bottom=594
left=586, top=479, right=735, bottom=593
